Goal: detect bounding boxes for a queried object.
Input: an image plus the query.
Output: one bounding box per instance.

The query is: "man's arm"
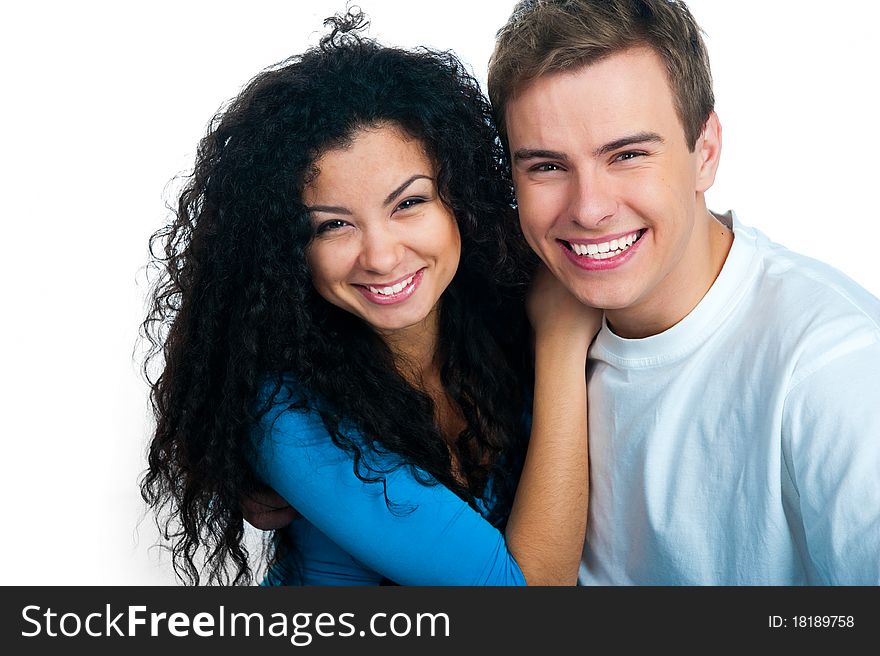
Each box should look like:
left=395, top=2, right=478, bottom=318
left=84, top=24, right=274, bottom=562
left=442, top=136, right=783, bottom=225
left=782, top=339, right=880, bottom=584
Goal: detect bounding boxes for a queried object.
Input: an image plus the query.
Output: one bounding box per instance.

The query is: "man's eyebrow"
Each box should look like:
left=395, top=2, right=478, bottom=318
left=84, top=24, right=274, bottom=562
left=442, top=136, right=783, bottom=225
left=383, top=174, right=432, bottom=206
left=513, top=148, right=569, bottom=162
left=512, top=134, right=664, bottom=163
left=594, top=132, right=664, bottom=157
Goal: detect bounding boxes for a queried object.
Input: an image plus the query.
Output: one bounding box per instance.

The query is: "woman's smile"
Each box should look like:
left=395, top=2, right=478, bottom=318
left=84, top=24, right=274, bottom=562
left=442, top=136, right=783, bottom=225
left=304, top=124, right=461, bottom=334
left=353, top=267, right=426, bottom=305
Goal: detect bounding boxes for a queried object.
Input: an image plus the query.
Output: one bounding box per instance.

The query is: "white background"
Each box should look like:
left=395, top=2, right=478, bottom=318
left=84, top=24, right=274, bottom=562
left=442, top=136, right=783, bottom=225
left=1, top=1, right=877, bottom=585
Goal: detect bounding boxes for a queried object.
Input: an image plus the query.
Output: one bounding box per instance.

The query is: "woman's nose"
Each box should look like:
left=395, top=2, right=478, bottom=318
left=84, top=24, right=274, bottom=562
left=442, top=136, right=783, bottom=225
left=358, top=224, right=404, bottom=274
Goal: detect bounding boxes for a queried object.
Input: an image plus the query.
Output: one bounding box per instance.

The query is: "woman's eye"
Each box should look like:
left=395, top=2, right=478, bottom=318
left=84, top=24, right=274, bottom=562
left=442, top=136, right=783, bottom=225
left=315, top=219, right=349, bottom=235
left=396, top=197, right=426, bottom=212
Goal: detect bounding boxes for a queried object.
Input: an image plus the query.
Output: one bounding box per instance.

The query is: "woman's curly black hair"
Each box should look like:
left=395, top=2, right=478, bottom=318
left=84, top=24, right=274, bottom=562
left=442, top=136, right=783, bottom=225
left=140, top=10, right=536, bottom=585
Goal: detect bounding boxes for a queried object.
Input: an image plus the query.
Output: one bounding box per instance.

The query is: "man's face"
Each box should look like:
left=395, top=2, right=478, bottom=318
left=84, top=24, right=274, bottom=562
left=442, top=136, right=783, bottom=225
left=505, top=47, right=720, bottom=335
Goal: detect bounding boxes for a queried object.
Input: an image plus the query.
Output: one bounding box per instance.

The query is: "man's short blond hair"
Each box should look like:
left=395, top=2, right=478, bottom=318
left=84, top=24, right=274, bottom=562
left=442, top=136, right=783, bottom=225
left=489, top=0, right=714, bottom=150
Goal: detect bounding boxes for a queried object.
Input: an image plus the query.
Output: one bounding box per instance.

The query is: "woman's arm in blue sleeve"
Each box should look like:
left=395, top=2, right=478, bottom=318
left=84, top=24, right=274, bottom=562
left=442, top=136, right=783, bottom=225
left=252, top=402, right=526, bottom=586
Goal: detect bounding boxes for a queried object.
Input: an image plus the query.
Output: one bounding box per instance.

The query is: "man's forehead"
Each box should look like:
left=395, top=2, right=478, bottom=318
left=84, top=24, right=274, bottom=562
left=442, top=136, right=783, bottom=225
left=504, top=48, right=683, bottom=149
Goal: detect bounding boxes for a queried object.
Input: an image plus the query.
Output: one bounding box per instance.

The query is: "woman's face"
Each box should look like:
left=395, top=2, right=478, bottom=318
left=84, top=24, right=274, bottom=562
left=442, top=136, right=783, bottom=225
left=304, top=124, right=461, bottom=335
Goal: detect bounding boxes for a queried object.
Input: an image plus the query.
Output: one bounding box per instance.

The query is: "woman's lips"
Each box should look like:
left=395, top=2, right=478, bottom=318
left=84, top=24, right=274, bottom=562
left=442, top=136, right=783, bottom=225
left=354, top=268, right=425, bottom=305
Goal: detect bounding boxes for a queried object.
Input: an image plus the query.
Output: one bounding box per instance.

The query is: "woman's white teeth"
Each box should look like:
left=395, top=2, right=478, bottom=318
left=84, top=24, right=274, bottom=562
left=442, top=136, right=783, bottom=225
left=368, top=275, right=415, bottom=296
left=570, top=231, right=640, bottom=259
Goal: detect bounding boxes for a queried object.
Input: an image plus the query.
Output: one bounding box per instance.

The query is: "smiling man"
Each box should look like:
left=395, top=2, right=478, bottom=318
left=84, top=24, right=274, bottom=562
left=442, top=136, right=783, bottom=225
left=489, top=0, right=880, bottom=584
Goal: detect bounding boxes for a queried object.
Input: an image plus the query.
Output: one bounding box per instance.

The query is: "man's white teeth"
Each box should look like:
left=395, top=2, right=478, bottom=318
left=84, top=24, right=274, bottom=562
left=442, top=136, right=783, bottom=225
left=570, top=231, right=640, bottom=259
left=368, top=275, right=415, bottom=296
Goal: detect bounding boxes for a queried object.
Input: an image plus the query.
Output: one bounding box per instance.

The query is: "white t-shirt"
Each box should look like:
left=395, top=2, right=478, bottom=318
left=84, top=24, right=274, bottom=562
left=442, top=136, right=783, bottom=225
left=580, top=212, right=880, bottom=585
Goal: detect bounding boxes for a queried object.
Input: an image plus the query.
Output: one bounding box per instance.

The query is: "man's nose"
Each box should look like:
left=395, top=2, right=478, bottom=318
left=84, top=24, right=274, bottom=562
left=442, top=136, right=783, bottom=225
left=567, top=169, right=618, bottom=229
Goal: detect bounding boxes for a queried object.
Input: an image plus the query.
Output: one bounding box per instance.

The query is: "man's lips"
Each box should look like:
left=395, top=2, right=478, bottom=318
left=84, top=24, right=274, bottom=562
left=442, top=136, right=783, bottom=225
left=565, top=229, right=645, bottom=247
left=557, top=229, right=647, bottom=271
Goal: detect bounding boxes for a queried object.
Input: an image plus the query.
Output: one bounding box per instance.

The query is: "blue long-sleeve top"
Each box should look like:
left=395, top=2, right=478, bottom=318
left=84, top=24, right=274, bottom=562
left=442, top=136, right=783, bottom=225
left=250, top=382, right=527, bottom=586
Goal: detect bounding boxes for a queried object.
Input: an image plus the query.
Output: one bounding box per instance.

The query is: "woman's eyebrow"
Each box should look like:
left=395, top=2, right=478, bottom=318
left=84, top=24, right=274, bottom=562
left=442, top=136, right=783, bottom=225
left=383, top=174, right=432, bottom=206
left=305, top=174, right=433, bottom=214
left=304, top=204, right=352, bottom=215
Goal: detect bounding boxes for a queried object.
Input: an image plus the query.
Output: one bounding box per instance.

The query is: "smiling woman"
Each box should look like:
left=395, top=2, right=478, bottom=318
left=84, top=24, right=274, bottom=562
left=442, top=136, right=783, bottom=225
left=140, top=10, right=598, bottom=586
left=304, top=126, right=462, bottom=335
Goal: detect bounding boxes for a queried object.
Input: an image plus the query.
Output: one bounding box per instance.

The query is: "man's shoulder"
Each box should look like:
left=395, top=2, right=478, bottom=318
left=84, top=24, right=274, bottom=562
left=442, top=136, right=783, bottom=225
left=735, top=221, right=880, bottom=379
left=739, top=221, right=879, bottom=328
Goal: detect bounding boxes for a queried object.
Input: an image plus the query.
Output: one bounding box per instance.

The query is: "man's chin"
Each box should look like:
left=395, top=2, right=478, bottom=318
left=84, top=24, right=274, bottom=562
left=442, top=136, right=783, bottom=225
left=570, top=286, right=637, bottom=314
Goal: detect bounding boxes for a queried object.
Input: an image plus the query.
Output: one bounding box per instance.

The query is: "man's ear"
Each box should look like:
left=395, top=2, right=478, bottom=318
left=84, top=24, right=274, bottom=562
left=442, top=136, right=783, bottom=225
left=695, top=112, right=722, bottom=193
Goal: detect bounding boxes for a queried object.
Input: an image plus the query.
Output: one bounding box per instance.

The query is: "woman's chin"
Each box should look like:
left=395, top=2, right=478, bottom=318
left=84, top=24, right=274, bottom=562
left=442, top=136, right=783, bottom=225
left=367, top=314, right=429, bottom=335
left=361, top=303, right=437, bottom=336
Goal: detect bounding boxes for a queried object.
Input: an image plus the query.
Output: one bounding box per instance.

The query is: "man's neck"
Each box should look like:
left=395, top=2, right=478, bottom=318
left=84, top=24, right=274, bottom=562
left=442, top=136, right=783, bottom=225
left=606, top=209, right=734, bottom=339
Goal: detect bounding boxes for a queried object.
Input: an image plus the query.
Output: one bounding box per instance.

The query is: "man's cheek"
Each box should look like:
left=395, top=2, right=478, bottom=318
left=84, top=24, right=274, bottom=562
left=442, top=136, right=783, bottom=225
left=516, top=212, right=543, bottom=251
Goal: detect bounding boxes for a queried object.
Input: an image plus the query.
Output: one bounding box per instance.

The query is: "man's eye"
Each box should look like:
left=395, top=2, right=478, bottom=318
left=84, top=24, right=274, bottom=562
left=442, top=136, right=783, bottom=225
left=614, top=151, right=645, bottom=162
left=315, top=219, right=349, bottom=235
left=530, top=163, right=562, bottom=172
